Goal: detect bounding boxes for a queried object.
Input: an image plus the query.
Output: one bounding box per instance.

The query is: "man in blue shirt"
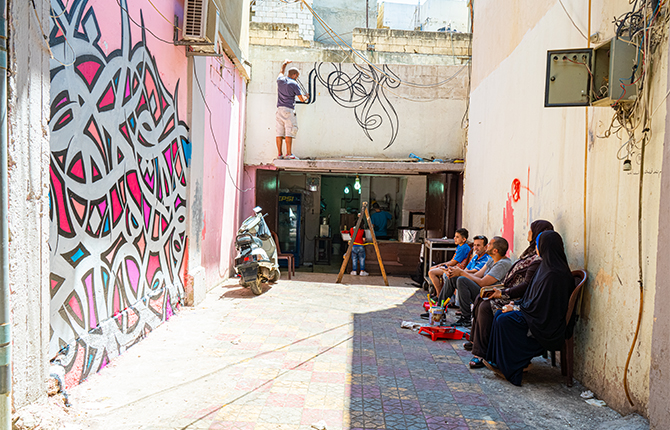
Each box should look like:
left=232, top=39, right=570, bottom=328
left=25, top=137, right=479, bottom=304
left=369, top=202, right=393, bottom=239
left=276, top=60, right=309, bottom=160
left=435, top=235, right=490, bottom=306
left=427, top=228, right=471, bottom=298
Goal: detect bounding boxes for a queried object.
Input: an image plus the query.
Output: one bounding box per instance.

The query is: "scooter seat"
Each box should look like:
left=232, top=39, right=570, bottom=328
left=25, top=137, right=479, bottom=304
left=236, top=236, right=254, bottom=247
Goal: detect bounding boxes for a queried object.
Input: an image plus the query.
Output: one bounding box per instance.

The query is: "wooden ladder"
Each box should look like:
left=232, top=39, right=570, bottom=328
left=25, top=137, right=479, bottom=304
left=336, top=202, right=389, bottom=286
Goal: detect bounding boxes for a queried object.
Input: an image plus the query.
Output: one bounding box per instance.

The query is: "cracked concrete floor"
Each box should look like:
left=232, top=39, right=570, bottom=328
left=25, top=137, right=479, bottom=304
left=66, top=274, right=644, bottom=430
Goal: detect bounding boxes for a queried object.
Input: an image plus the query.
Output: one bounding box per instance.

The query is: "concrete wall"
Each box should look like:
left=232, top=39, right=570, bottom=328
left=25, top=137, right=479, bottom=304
left=419, top=0, right=469, bottom=32
left=464, top=0, right=666, bottom=417
left=353, top=28, right=471, bottom=58
left=251, top=0, right=315, bottom=41
left=8, top=0, right=51, bottom=409
left=312, top=0, right=376, bottom=45
left=245, top=37, right=469, bottom=165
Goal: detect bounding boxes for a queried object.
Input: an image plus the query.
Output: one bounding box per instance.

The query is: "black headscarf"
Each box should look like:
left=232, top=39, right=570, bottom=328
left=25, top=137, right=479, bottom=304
left=519, top=231, right=574, bottom=351
left=519, top=220, right=554, bottom=259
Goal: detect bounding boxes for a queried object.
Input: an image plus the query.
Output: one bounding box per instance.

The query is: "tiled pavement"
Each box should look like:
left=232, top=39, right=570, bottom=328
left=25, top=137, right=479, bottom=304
left=68, top=274, right=622, bottom=430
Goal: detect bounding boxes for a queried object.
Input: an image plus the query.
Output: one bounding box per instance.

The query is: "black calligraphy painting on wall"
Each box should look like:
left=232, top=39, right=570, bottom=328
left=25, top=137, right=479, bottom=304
left=297, top=63, right=400, bottom=150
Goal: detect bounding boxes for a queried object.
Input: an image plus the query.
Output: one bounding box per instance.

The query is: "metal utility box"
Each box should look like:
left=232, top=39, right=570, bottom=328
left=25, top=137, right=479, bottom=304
left=545, top=37, right=639, bottom=107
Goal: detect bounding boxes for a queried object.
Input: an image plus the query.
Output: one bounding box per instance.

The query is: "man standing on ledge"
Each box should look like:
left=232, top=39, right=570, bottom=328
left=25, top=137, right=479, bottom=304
left=276, top=60, right=309, bottom=160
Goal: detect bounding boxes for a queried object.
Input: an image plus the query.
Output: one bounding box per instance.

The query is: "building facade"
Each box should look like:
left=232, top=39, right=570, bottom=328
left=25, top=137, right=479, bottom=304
left=463, top=0, right=670, bottom=427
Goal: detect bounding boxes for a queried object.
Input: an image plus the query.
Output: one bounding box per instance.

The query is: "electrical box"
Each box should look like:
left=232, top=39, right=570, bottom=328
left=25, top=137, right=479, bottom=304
left=545, top=37, right=640, bottom=108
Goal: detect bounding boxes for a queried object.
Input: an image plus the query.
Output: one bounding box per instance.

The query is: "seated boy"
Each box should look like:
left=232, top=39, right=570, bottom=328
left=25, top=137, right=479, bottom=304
left=428, top=228, right=471, bottom=297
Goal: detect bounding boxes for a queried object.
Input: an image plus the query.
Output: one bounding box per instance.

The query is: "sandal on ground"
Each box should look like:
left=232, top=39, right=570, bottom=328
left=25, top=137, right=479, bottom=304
left=420, top=312, right=429, bottom=320
left=463, top=341, right=473, bottom=351
left=469, top=357, right=485, bottom=369
left=483, top=360, right=506, bottom=379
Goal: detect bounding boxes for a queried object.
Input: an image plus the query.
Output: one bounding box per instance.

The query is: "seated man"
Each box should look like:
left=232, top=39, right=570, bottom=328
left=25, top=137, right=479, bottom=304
left=451, top=236, right=512, bottom=327
left=428, top=228, right=471, bottom=297
left=435, top=235, right=491, bottom=306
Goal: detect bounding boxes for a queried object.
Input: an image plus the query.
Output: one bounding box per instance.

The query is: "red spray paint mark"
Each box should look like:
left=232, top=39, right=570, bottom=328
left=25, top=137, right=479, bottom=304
left=511, top=179, right=521, bottom=202
left=502, top=194, right=514, bottom=255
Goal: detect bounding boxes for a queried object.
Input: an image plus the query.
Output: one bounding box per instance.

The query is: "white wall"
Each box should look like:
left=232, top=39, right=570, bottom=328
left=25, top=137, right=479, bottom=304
left=465, top=0, right=665, bottom=415
left=9, top=0, right=51, bottom=408
left=419, top=0, right=469, bottom=32
left=379, top=2, right=417, bottom=30
left=245, top=59, right=467, bottom=165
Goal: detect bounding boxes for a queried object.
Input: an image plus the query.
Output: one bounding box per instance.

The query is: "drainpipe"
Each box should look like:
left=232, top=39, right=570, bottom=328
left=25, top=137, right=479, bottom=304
left=0, top=0, right=10, bottom=428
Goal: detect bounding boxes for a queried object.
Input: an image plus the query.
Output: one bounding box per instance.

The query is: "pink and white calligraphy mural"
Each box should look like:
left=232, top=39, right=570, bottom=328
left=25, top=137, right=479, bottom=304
left=48, top=0, right=190, bottom=387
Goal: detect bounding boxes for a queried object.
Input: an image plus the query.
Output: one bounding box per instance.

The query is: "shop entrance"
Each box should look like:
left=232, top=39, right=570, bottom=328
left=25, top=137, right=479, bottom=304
left=254, top=169, right=462, bottom=276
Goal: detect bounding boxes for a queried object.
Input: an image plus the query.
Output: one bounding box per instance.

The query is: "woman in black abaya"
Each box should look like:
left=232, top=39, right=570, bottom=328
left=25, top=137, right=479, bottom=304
left=485, top=230, right=575, bottom=386
left=468, top=220, right=554, bottom=368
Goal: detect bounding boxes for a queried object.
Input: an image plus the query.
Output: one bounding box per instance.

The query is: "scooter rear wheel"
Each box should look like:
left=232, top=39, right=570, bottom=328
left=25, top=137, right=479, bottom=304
left=250, top=276, right=263, bottom=295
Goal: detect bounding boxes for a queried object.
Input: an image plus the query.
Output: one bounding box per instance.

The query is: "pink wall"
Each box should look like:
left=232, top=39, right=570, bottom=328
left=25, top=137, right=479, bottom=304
left=200, top=55, right=248, bottom=286
left=76, top=0, right=188, bottom=116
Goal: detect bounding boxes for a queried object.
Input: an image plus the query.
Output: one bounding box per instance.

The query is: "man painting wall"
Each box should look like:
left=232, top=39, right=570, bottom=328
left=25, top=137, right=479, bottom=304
left=276, top=60, right=309, bottom=160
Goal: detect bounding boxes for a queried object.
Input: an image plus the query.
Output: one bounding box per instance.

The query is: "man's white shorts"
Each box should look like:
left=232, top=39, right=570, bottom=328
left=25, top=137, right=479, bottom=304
left=276, top=107, right=298, bottom=138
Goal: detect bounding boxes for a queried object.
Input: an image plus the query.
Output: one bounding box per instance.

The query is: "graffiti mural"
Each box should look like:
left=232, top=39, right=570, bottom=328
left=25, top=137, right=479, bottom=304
left=49, top=0, right=190, bottom=386
left=299, top=63, right=400, bottom=149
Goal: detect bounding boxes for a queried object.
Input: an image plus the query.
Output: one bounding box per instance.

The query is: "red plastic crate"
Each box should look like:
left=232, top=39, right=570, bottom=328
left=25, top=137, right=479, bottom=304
left=419, top=326, right=470, bottom=342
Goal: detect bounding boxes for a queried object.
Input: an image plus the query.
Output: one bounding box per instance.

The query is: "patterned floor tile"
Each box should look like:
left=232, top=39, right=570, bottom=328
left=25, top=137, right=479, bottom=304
left=465, top=419, right=510, bottom=429
left=457, top=405, right=501, bottom=421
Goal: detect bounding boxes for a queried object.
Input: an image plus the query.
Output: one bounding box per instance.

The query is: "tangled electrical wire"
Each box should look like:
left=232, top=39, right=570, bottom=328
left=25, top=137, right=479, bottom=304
left=598, top=0, right=668, bottom=164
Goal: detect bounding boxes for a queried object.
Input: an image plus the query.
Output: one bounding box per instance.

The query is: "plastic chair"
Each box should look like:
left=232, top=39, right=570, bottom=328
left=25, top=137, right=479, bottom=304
left=549, top=269, right=588, bottom=387
left=271, top=231, right=294, bottom=280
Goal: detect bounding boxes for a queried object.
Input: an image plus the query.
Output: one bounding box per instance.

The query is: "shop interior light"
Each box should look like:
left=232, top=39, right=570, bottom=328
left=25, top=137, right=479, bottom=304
left=344, top=185, right=351, bottom=194
left=354, top=175, right=361, bottom=190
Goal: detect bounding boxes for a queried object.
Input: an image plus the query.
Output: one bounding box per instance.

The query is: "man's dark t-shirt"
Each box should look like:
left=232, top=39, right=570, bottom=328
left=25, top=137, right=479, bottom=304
left=277, top=76, right=301, bottom=109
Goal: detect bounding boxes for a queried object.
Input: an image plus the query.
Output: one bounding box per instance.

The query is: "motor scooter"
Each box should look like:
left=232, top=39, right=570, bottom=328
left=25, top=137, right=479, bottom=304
left=234, top=206, right=280, bottom=295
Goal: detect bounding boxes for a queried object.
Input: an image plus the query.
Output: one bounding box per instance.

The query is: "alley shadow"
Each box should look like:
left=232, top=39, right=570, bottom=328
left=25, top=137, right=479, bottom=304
left=218, top=282, right=274, bottom=299
left=345, top=289, right=618, bottom=430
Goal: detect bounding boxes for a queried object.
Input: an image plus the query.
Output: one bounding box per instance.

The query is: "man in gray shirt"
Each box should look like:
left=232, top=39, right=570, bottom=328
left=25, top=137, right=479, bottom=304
left=449, top=236, right=512, bottom=327
left=276, top=60, right=309, bottom=160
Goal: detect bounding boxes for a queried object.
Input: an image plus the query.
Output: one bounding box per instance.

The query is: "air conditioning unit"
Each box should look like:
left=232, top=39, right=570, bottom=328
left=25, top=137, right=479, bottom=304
left=182, top=0, right=218, bottom=45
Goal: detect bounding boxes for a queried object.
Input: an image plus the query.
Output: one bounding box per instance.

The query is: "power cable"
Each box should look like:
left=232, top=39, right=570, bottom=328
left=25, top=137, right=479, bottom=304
left=192, top=66, right=253, bottom=193
left=557, top=0, right=588, bottom=40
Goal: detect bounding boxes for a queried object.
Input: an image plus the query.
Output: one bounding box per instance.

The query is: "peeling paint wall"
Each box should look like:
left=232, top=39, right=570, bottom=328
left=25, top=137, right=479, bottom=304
left=8, top=0, right=52, bottom=409
left=464, top=0, right=666, bottom=417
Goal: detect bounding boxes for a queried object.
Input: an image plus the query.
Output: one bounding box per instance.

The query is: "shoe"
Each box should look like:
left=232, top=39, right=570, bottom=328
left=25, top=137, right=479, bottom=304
left=420, top=313, right=429, bottom=320
left=453, top=317, right=471, bottom=327
left=277, top=154, right=284, bottom=159
left=455, top=310, right=462, bottom=316
left=350, top=271, right=357, bottom=276
left=469, top=357, right=485, bottom=369
left=463, top=341, right=473, bottom=351
left=359, top=271, right=369, bottom=276
left=286, top=154, right=299, bottom=160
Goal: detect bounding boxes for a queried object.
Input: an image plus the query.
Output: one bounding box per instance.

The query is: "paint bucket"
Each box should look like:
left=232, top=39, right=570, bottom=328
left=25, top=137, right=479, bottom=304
left=429, top=306, right=444, bottom=326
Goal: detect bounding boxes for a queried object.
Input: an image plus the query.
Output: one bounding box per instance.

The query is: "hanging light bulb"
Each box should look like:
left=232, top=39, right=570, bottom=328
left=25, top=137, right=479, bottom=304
left=344, top=185, right=350, bottom=194
left=354, top=175, right=361, bottom=190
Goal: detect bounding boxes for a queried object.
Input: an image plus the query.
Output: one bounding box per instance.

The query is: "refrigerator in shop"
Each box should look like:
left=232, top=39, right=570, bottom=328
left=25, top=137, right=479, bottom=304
left=278, top=193, right=302, bottom=267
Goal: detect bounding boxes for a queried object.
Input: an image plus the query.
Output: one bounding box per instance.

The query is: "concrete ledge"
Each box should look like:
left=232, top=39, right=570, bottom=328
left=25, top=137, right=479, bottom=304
left=271, top=159, right=464, bottom=174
